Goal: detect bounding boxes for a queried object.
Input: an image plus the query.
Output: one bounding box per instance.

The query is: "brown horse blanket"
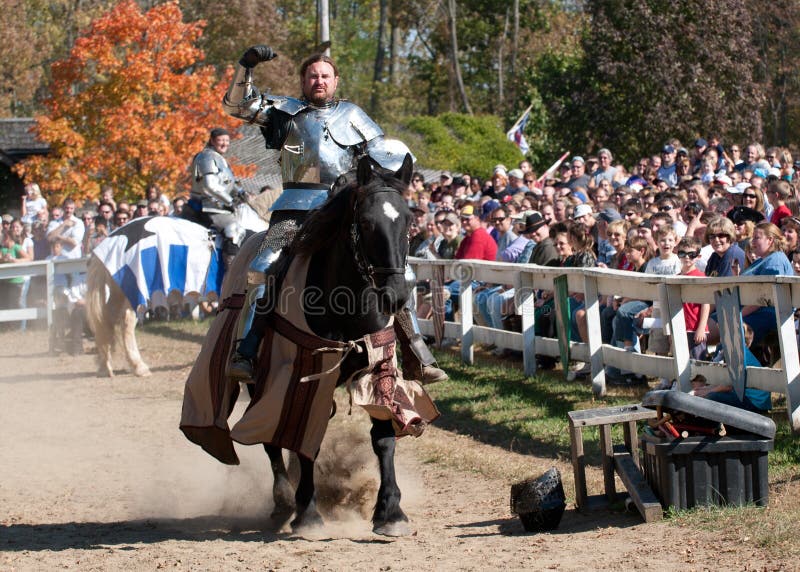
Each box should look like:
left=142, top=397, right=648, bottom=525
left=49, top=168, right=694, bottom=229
left=180, top=251, right=439, bottom=463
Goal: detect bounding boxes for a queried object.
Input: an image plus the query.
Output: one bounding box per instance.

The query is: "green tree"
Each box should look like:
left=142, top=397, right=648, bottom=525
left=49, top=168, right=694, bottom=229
left=535, top=0, right=763, bottom=166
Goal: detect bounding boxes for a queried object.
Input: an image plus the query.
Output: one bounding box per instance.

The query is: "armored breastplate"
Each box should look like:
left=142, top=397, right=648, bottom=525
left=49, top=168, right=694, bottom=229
left=280, top=100, right=382, bottom=186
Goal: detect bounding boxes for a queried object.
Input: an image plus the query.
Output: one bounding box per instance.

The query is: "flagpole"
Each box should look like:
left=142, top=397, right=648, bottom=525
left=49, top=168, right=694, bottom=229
left=534, top=151, right=571, bottom=188
left=509, top=104, right=533, bottom=132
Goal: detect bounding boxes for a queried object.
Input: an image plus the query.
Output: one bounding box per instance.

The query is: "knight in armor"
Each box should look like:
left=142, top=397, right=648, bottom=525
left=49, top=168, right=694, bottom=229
left=186, top=128, right=245, bottom=268
left=223, top=46, right=447, bottom=386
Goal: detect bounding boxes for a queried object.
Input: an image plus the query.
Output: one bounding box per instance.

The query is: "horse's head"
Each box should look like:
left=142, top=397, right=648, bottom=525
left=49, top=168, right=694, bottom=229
left=350, top=153, right=414, bottom=315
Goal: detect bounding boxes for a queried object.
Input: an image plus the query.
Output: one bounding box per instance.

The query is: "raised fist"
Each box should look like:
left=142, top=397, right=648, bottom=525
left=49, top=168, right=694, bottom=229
left=239, top=45, right=277, bottom=68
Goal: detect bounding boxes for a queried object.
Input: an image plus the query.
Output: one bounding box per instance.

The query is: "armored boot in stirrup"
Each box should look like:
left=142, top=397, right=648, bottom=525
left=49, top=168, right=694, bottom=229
left=394, top=306, right=448, bottom=385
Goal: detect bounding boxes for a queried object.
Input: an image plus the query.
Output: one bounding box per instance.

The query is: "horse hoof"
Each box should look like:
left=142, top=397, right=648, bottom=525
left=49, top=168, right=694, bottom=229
left=97, top=368, right=113, bottom=378
left=291, top=512, right=324, bottom=535
left=134, top=365, right=151, bottom=377
left=373, top=520, right=412, bottom=537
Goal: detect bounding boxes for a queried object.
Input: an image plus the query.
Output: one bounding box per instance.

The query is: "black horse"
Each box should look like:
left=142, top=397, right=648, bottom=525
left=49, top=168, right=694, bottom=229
left=254, top=154, right=417, bottom=536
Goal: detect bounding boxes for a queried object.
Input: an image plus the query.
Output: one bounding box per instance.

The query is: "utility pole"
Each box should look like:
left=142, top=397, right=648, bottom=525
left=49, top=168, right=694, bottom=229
left=318, top=0, right=331, bottom=56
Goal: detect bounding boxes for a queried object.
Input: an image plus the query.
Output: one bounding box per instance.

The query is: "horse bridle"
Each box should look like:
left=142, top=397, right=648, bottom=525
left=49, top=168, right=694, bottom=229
left=349, top=187, right=409, bottom=288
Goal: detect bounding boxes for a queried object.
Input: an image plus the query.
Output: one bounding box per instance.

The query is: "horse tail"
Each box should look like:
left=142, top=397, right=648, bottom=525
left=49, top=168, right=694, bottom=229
left=86, top=256, right=117, bottom=377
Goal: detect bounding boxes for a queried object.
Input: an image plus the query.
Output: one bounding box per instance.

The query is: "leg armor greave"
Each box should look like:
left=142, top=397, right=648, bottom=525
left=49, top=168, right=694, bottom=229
left=394, top=263, right=440, bottom=371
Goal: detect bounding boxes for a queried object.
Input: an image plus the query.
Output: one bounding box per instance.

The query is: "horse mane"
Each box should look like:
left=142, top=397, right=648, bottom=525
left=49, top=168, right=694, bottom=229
left=289, top=166, right=406, bottom=258
left=290, top=180, right=357, bottom=258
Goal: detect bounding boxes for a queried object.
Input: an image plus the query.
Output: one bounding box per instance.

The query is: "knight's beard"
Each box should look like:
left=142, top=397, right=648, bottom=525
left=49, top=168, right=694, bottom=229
left=305, top=89, right=334, bottom=107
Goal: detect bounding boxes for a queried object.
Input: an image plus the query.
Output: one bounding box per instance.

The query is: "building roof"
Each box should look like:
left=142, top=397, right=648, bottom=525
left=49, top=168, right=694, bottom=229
left=0, top=118, right=49, bottom=167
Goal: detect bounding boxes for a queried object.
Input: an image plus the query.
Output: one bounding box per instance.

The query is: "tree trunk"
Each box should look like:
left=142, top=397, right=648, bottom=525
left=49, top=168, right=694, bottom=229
left=448, top=0, right=472, bottom=114
left=371, top=0, right=388, bottom=114
left=509, top=0, right=519, bottom=106
left=498, top=8, right=509, bottom=112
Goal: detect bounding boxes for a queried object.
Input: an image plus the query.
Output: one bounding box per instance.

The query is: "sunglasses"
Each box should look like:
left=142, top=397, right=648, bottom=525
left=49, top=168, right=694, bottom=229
left=491, top=216, right=508, bottom=223
left=659, top=205, right=674, bottom=212
left=677, top=250, right=699, bottom=258
left=609, top=232, right=624, bottom=237
left=711, top=233, right=730, bottom=240
left=742, top=193, right=757, bottom=199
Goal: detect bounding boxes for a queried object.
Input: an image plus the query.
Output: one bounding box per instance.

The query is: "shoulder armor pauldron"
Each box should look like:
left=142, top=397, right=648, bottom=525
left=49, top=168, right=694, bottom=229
left=269, top=96, right=307, bottom=116
left=325, top=101, right=383, bottom=146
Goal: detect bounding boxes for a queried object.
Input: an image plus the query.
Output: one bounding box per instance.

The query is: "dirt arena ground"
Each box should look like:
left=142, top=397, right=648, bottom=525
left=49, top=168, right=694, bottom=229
left=0, top=326, right=793, bottom=571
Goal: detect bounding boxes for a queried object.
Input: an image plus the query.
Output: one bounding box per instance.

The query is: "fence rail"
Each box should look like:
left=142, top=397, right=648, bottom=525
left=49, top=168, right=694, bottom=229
left=0, top=257, right=89, bottom=327
left=3, top=255, right=798, bottom=432
left=409, top=257, right=800, bottom=434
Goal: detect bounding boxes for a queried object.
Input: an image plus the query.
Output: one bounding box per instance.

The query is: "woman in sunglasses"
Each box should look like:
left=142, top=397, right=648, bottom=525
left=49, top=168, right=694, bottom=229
left=704, top=217, right=745, bottom=277
left=741, top=186, right=766, bottom=215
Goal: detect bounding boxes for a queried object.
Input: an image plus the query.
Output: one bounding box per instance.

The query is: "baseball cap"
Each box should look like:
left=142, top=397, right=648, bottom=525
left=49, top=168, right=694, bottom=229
left=714, top=174, right=733, bottom=188
left=443, top=212, right=460, bottom=225
left=662, top=145, right=676, bottom=154
left=695, top=138, right=708, bottom=148
left=731, top=182, right=751, bottom=194
left=571, top=190, right=589, bottom=204
left=440, top=170, right=452, bottom=180
left=1, top=214, right=12, bottom=223
left=572, top=204, right=593, bottom=219
left=460, top=205, right=475, bottom=218
left=508, top=168, right=524, bottom=180
left=596, top=207, right=622, bottom=223
left=572, top=156, right=585, bottom=165
left=511, top=209, right=536, bottom=221
left=481, top=199, right=501, bottom=219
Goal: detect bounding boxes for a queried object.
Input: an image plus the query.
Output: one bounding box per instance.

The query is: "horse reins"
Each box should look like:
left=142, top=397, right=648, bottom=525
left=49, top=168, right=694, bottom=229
left=349, top=187, right=409, bottom=288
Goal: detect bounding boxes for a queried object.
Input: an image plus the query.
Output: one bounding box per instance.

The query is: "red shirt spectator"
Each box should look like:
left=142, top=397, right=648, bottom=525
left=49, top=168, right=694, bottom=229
left=455, top=204, right=497, bottom=261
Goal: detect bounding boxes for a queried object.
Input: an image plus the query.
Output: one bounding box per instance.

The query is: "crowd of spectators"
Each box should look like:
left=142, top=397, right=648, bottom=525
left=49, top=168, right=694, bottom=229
left=406, top=138, right=796, bottom=413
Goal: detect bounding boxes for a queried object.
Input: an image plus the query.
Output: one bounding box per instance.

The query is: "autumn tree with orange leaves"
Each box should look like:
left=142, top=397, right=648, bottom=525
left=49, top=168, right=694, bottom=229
left=14, top=0, right=254, bottom=204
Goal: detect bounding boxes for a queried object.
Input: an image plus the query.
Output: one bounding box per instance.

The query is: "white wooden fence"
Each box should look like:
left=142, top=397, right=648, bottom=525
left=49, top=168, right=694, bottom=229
left=409, top=257, right=800, bottom=434
left=0, top=257, right=89, bottom=326
left=3, top=255, right=798, bottom=432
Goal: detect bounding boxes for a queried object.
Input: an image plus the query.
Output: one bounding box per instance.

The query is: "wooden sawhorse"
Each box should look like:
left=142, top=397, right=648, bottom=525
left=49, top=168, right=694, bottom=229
left=568, top=404, right=662, bottom=522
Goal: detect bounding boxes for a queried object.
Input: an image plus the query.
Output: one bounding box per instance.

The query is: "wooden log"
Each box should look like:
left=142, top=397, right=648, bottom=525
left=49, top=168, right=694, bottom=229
left=613, top=445, right=663, bottom=523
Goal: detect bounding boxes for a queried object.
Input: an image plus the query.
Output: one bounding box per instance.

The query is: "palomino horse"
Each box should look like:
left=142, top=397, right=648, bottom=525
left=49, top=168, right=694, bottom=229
left=86, top=197, right=268, bottom=377
left=181, top=154, right=436, bottom=536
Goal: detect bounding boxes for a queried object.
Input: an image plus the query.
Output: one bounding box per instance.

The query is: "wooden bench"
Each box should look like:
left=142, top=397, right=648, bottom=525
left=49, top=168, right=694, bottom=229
left=568, top=404, right=662, bottom=522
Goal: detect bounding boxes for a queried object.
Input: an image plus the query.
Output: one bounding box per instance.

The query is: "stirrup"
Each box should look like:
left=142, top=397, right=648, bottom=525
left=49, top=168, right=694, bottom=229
left=227, top=352, right=255, bottom=383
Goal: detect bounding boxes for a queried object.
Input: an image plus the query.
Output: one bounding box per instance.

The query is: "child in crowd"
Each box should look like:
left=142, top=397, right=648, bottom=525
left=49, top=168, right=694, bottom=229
left=607, top=227, right=680, bottom=384
left=693, top=324, right=772, bottom=413
left=676, top=236, right=710, bottom=361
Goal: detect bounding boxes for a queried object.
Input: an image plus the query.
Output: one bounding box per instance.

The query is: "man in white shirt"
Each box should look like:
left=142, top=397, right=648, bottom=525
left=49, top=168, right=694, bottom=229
left=47, top=198, right=85, bottom=259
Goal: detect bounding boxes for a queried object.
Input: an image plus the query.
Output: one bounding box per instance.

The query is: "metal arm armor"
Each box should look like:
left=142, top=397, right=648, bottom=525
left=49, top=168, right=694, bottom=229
left=191, top=148, right=235, bottom=209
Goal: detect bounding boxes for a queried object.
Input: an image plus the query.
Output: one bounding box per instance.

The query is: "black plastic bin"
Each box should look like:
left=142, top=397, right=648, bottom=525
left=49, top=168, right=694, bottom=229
left=640, top=390, right=775, bottom=510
